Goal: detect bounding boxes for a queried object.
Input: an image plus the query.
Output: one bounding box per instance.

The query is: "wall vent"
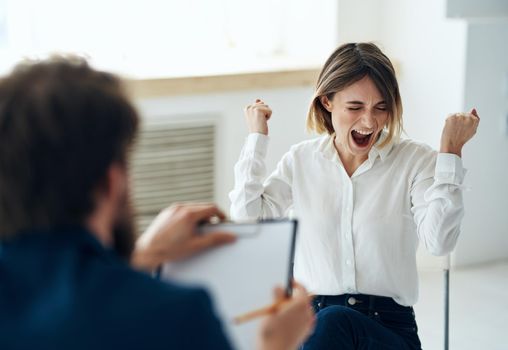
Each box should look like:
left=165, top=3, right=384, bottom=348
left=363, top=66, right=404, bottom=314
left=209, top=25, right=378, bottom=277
left=130, top=120, right=215, bottom=233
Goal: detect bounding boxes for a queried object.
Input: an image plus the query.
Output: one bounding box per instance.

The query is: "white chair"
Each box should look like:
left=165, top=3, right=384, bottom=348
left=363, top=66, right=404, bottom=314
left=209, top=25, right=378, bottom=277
left=443, top=255, right=450, bottom=350
left=416, top=250, right=451, bottom=350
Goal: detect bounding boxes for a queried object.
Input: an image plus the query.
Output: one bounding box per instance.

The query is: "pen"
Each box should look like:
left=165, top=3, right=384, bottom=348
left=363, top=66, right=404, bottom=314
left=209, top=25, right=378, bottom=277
left=233, top=294, right=314, bottom=324
left=233, top=298, right=289, bottom=324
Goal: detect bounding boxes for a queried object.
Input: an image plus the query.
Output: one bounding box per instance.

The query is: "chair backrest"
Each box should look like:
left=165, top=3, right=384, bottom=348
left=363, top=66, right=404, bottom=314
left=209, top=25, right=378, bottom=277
left=416, top=246, right=451, bottom=271
left=416, top=246, right=450, bottom=350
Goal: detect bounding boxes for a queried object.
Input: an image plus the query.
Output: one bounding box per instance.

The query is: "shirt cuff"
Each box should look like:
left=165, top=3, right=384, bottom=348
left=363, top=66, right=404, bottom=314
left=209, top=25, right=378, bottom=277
left=435, top=153, right=466, bottom=185
left=243, top=133, right=269, bottom=158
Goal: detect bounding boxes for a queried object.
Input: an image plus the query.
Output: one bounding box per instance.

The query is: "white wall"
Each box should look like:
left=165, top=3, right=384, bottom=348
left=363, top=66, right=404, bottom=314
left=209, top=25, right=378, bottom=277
left=453, top=21, right=508, bottom=266
left=337, top=0, right=383, bottom=43
left=376, top=0, right=467, bottom=149
left=134, top=87, right=314, bottom=212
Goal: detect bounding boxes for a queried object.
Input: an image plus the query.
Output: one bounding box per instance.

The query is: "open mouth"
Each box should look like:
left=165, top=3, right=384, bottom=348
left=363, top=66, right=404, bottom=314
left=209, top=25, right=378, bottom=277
left=351, top=129, right=374, bottom=148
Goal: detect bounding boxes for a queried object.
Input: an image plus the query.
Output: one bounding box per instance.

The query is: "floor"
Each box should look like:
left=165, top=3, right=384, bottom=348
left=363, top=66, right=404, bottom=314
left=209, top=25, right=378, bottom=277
left=414, top=260, right=508, bottom=350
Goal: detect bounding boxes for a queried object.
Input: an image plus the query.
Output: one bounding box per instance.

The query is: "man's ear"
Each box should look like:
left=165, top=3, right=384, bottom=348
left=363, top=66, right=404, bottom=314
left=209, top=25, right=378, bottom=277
left=95, top=163, right=128, bottom=204
left=106, top=163, right=128, bottom=202
left=87, top=163, right=129, bottom=246
left=320, top=95, right=333, bottom=112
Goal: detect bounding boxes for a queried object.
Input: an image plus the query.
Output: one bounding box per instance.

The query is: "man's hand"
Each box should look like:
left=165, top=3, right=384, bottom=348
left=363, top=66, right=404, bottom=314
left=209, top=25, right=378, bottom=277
left=244, top=99, right=272, bottom=135
left=257, top=283, right=315, bottom=350
left=440, top=108, right=480, bottom=157
left=131, top=203, right=236, bottom=272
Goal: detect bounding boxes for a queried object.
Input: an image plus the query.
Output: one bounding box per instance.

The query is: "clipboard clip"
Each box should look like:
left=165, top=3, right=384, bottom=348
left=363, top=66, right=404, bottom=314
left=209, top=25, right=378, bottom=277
left=198, top=222, right=261, bottom=238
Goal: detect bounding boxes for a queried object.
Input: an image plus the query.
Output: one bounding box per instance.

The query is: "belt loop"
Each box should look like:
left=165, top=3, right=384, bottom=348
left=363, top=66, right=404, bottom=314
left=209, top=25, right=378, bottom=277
left=316, top=295, right=325, bottom=310
left=368, top=295, right=375, bottom=316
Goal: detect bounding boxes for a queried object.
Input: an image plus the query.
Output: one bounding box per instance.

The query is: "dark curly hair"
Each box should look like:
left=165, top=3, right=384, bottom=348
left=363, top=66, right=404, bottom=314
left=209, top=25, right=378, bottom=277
left=0, top=56, right=139, bottom=238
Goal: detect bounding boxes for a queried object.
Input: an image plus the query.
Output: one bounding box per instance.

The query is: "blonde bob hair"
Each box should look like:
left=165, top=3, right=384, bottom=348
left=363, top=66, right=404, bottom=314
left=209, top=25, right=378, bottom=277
left=307, top=42, right=403, bottom=148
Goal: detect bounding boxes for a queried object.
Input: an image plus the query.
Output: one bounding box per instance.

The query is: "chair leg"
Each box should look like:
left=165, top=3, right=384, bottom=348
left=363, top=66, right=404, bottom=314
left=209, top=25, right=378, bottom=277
left=444, top=269, right=450, bottom=350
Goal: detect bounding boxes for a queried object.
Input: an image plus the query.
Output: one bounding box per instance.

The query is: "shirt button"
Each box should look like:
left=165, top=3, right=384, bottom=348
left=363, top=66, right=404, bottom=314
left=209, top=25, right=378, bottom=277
left=347, top=297, right=357, bottom=305
left=346, top=259, right=352, bottom=266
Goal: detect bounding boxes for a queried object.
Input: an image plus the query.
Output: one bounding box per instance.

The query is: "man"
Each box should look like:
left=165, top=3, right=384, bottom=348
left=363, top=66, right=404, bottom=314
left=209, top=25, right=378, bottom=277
left=0, top=57, right=314, bottom=349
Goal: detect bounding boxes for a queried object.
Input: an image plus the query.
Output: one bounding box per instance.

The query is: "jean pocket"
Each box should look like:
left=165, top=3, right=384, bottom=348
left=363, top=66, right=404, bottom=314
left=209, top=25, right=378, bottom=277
left=378, top=310, right=418, bottom=333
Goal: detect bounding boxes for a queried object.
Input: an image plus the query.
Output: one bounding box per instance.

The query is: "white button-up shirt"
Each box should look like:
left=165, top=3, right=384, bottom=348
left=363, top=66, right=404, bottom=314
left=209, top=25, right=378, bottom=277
left=229, top=133, right=465, bottom=306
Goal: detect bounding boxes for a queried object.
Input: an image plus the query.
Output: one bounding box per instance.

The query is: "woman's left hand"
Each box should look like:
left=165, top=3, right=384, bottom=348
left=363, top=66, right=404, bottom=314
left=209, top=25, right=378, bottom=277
left=440, top=108, right=480, bottom=157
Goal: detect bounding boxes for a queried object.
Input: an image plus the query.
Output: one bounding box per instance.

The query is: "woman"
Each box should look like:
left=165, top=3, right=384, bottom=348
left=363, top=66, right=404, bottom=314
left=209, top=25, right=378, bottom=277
left=229, top=43, right=479, bottom=349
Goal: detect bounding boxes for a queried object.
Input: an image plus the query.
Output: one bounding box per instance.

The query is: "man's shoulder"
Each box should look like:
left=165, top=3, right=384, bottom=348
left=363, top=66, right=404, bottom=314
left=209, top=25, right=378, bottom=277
left=58, top=231, right=230, bottom=347
left=87, top=265, right=232, bottom=348
left=128, top=268, right=211, bottom=305
left=0, top=231, right=233, bottom=349
left=98, top=263, right=215, bottom=317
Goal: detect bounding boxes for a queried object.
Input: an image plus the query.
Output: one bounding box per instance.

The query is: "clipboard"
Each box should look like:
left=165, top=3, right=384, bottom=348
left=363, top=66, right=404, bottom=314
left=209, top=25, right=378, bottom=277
left=160, top=219, right=298, bottom=350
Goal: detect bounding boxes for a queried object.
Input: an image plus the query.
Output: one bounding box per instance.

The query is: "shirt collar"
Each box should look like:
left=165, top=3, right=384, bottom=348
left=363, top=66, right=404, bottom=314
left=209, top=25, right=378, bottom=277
left=370, top=130, right=395, bottom=162
left=316, top=134, right=340, bottom=163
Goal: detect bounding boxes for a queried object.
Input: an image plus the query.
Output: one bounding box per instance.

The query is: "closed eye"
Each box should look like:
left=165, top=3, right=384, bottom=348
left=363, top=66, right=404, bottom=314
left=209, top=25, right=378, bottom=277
left=376, top=102, right=387, bottom=111
left=347, top=107, right=362, bottom=111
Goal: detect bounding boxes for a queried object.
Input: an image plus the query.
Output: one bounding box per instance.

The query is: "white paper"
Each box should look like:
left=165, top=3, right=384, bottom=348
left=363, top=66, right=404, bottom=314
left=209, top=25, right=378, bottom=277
left=161, top=220, right=296, bottom=350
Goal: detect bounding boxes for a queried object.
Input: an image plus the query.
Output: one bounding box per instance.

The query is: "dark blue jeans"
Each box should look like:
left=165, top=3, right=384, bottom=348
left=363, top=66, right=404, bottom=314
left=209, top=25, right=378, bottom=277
left=302, top=294, right=422, bottom=350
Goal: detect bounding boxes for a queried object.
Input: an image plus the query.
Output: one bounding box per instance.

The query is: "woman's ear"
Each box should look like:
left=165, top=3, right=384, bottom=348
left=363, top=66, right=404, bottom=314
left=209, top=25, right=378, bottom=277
left=320, top=95, right=333, bottom=112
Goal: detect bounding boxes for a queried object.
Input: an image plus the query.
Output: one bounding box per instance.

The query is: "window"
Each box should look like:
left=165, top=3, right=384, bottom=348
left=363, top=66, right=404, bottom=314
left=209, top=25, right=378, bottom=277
left=0, top=0, right=338, bottom=77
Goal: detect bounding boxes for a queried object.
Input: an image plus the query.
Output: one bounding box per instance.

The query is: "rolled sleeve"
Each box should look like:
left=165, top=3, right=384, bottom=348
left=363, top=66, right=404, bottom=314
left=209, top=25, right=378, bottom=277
left=241, top=133, right=269, bottom=158
left=435, top=153, right=466, bottom=185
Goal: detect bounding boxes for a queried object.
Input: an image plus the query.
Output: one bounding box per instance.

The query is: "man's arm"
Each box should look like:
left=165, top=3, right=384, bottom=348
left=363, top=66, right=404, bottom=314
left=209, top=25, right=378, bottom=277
left=131, top=202, right=315, bottom=349
left=131, top=203, right=236, bottom=272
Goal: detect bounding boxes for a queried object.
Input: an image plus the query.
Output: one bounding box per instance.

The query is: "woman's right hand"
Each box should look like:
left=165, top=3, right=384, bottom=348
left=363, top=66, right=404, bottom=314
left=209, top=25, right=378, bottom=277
left=244, top=99, right=272, bottom=135
left=257, top=283, right=315, bottom=350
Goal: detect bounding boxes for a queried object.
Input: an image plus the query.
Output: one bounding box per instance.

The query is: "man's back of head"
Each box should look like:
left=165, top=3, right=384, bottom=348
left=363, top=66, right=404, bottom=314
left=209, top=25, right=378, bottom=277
left=0, top=57, right=138, bottom=240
